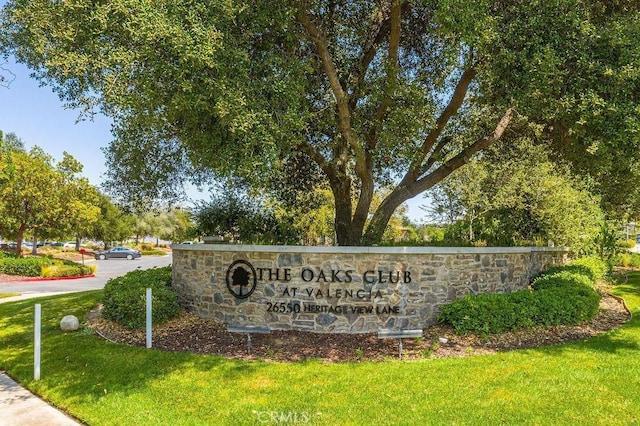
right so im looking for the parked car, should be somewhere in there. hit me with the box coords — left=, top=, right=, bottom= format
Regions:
left=94, top=247, right=142, bottom=260
left=62, top=241, right=77, bottom=251
left=49, top=242, right=64, bottom=247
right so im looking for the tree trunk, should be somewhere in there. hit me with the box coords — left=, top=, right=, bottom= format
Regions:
left=332, top=178, right=359, bottom=246
left=15, top=227, right=25, bottom=258
left=362, top=206, right=396, bottom=246
left=362, top=186, right=414, bottom=245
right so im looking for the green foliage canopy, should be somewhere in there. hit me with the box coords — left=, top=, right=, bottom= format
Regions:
left=427, top=139, right=603, bottom=253
left=86, top=192, right=134, bottom=248
left=195, top=187, right=299, bottom=244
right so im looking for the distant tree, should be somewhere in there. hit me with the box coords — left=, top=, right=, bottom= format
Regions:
left=1, top=131, right=24, bottom=151
left=131, top=214, right=153, bottom=246
left=0, top=147, right=100, bottom=255
left=269, top=186, right=335, bottom=245
left=425, top=139, right=603, bottom=252
left=195, top=188, right=299, bottom=244
left=145, top=208, right=196, bottom=245
left=86, top=193, right=133, bottom=249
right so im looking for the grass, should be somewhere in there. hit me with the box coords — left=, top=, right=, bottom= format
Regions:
left=1, top=276, right=640, bottom=425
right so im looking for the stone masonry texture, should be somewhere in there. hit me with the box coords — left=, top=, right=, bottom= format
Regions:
left=172, top=245, right=567, bottom=333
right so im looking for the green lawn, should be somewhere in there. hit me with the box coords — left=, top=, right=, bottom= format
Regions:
left=1, top=276, right=640, bottom=425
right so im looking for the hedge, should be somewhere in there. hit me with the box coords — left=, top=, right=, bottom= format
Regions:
left=439, top=258, right=602, bottom=335
left=532, top=270, right=593, bottom=291
left=0, top=257, right=53, bottom=276
left=140, top=250, right=167, bottom=256
left=0, top=256, right=93, bottom=277
left=41, top=263, right=96, bottom=278
left=101, top=266, right=180, bottom=329
left=532, top=256, right=607, bottom=282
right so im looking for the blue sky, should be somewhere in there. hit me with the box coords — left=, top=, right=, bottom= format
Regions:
left=1, top=59, right=112, bottom=187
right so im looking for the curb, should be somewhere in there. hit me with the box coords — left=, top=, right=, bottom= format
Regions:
left=608, top=292, right=633, bottom=322
left=11, top=274, right=96, bottom=282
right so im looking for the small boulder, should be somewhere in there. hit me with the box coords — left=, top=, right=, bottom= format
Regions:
left=60, top=315, right=80, bottom=332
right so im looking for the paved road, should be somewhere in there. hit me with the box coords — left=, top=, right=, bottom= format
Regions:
left=0, top=254, right=173, bottom=300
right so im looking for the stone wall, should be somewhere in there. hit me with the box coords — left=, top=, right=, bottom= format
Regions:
left=171, top=245, right=567, bottom=333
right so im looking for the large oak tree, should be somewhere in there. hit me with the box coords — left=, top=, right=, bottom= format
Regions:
left=2, top=1, right=638, bottom=245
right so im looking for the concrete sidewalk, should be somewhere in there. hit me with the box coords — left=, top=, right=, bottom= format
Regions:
left=0, top=371, right=81, bottom=425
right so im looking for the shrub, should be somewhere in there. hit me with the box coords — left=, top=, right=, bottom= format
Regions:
left=534, top=256, right=607, bottom=282
left=439, top=291, right=537, bottom=335
left=614, top=253, right=640, bottom=269
left=101, top=266, right=179, bottom=329
left=140, top=250, right=167, bottom=256
left=439, top=262, right=601, bottom=335
left=41, top=263, right=96, bottom=278
left=532, top=270, right=593, bottom=291
left=532, top=285, right=600, bottom=326
left=616, top=253, right=633, bottom=268
left=568, top=256, right=608, bottom=281
left=0, top=257, right=53, bottom=276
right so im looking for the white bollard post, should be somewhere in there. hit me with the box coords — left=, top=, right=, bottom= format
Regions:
left=146, top=288, right=152, bottom=349
left=34, top=304, right=41, bottom=381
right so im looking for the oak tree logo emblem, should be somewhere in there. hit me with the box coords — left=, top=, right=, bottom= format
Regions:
left=225, top=260, right=257, bottom=299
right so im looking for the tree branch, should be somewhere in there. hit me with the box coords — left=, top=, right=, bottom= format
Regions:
left=351, top=1, right=403, bottom=235
left=348, top=2, right=391, bottom=109
left=297, top=8, right=354, bottom=159
left=417, top=136, right=449, bottom=176
left=362, top=108, right=515, bottom=245
left=297, top=140, right=336, bottom=182
left=372, top=0, right=401, bottom=124
left=412, top=108, right=516, bottom=194
left=403, top=65, right=477, bottom=184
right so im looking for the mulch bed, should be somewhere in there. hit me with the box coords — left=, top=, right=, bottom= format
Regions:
left=87, top=289, right=631, bottom=362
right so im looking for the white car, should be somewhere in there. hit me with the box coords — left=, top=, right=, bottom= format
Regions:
left=62, top=241, right=76, bottom=251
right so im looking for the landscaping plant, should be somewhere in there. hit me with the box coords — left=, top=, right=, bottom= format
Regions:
left=101, top=266, right=180, bottom=329
left=439, top=257, right=604, bottom=335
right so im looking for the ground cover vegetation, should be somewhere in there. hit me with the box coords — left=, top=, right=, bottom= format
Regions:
left=2, top=1, right=638, bottom=246
left=0, top=272, right=637, bottom=424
